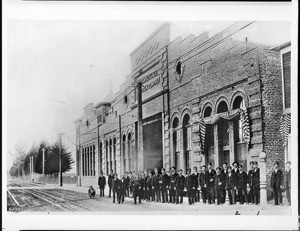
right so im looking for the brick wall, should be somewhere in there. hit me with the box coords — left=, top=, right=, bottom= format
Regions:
left=259, top=49, right=284, bottom=199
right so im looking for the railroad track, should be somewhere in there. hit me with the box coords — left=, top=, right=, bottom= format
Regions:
left=7, top=182, right=94, bottom=212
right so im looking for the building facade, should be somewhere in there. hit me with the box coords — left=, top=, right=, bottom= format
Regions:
left=75, top=23, right=286, bottom=200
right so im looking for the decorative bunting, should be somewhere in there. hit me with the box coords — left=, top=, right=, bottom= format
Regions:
left=279, top=113, right=291, bottom=146
left=199, top=119, right=206, bottom=152
left=200, top=107, right=251, bottom=151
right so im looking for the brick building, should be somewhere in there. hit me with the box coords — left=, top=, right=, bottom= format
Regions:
left=75, top=22, right=285, bottom=200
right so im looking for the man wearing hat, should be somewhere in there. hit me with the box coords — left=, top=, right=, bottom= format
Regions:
left=169, top=166, right=178, bottom=203
left=112, top=174, right=119, bottom=203
left=98, top=171, right=106, bottom=197
left=175, top=169, right=185, bottom=204
left=117, top=175, right=126, bottom=204
left=271, top=161, right=284, bottom=205
left=214, top=167, right=226, bottom=205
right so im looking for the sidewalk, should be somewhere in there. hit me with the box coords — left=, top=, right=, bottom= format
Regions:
left=42, top=183, right=292, bottom=215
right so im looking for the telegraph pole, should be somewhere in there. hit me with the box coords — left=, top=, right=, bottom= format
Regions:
left=58, top=133, right=63, bottom=186
left=137, top=82, right=144, bottom=171
left=42, top=147, right=45, bottom=185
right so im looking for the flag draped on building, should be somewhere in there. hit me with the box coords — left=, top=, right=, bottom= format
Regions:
left=279, top=113, right=291, bottom=146
left=200, top=107, right=251, bottom=152
left=199, top=119, right=206, bottom=152
left=240, top=107, right=250, bottom=147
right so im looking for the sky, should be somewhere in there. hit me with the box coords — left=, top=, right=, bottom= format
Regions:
left=6, top=21, right=291, bottom=172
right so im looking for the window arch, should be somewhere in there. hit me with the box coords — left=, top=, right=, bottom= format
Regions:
left=204, top=106, right=213, bottom=118
left=217, top=100, right=229, bottom=113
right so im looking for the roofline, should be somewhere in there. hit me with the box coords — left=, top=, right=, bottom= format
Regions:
left=271, top=41, right=291, bottom=51
left=129, top=23, right=170, bottom=57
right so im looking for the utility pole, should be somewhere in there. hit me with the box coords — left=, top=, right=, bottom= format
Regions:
left=42, top=147, right=45, bottom=185
left=58, top=133, right=63, bottom=186
left=137, top=82, right=144, bottom=171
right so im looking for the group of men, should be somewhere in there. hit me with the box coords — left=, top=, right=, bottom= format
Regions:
left=95, top=160, right=291, bottom=206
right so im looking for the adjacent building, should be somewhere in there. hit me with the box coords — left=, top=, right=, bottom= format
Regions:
left=75, top=22, right=287, bottom=201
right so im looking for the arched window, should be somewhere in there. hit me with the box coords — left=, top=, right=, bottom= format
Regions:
left=122, top=134, right=126, bottom=174
left=172, top=117, right=180, bottom=170
left=204, top=106, right=213, bottom=118
left=183, top=114, right=191, bottom=173
left=128, top=133, right=132, bottom=172
left=217, top=100, right=229, bottom=166
left=113, top=138, right=117, bottom=174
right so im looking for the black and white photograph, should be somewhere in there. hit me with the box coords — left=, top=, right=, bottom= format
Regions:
left=2, top=1, right=298, bottom=230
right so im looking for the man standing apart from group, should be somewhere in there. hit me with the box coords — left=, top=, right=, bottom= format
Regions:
left=271, top=161, right=284, bottom=205
left=285, top=161, right=291, bottom=206
left=108, top=169, right=114, bottom=198
left=98, top=171, right=106, bottom=197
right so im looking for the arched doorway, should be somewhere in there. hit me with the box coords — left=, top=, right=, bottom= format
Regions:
left=232, top=96, right=247, bottom=167
left=172, top=117, right=180, bottom=170
left=217, top=101, right=230, bottom=167
left=183, top=114, right=192, bottom=174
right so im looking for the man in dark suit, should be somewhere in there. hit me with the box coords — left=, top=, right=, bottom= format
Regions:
left=192, top=166, right=200, bottom=203
left=236, top=164, right=248, bottom=204
left=271, top=161, right=284, bottom=205
left=225, top=166, right=236, bottom=205
left=252, top=161, right=260, bottom=205
left=198, top=165, right=208, bottom=204
left=112, top=174, right=119, bottom=203
left=124, top=171, right=130, bottom=197
left=159, top=168, right=170, bottom=203
left=98, top=171, right=106, bottom=197
left=169, top=166, right=178, bottom=203
left=285, top=161, right=291, bottom=206
left=214, top=167, right=226, bottom=205
left=248, top=161, right=255, bottom=204
left=108, top=169, right=115, bottom=198
left=232, top=161, right=239, bottom=202
left=132, top=173, right=142, bottom=204
left=221, top=162, right=228, bottom=204
left=186, top=168, right=195, bottom=205
left=152, top=167, right=160, bottom=202
left=206, top=163, right=216, bottom=204
left=146, top=171, right=153, bottom=201
left=117, top=175, right=126, bottom=204
left=175, top=169, right=185, bottom=204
